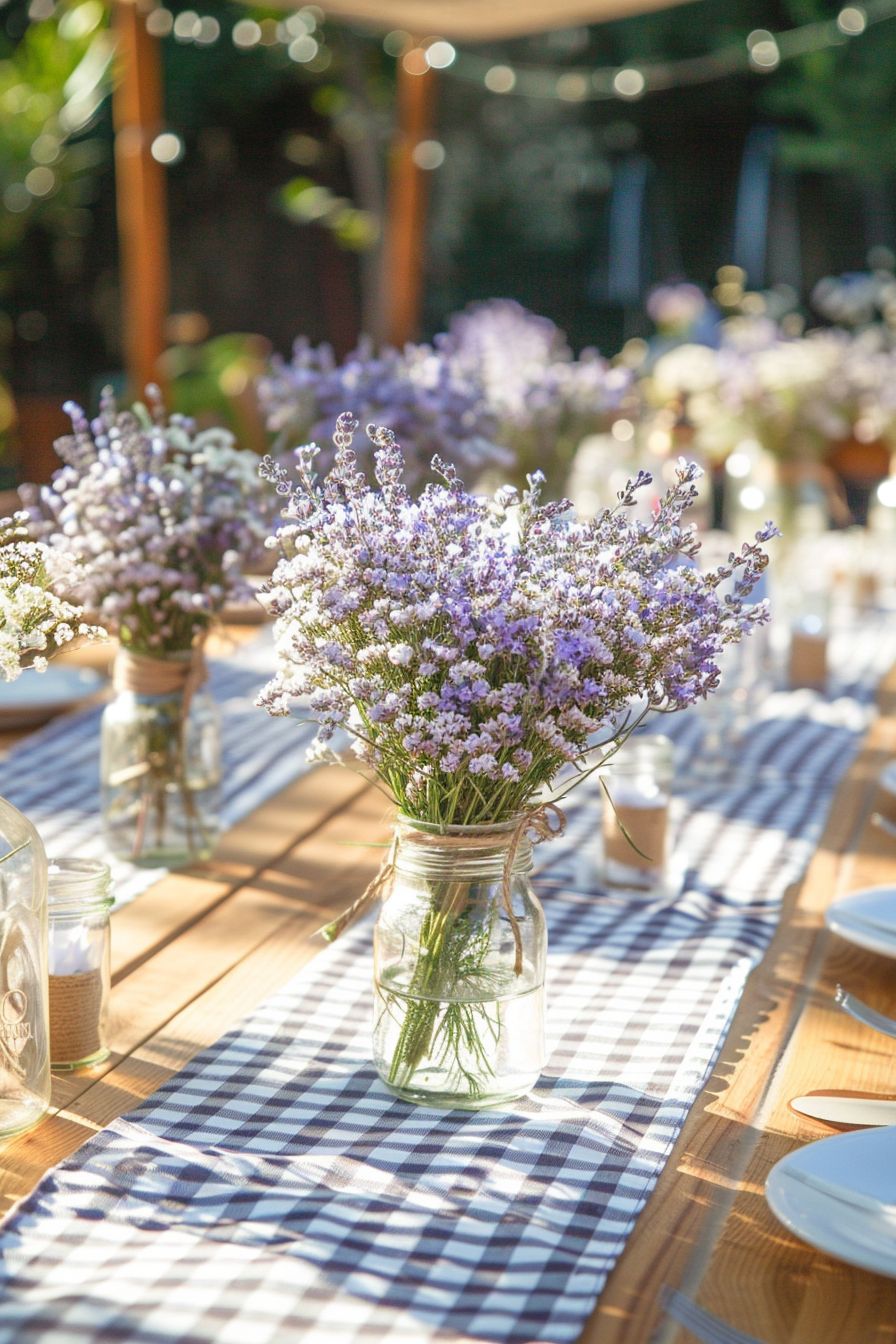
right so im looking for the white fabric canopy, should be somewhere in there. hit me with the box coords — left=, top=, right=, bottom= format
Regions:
left=296, top=0, right=698, bottom=41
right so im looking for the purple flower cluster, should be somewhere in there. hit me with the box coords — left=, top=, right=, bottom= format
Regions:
left=437, top=299, right=633, bottom=493
left=258, top=412, right=775, bottom=826
left=24, top=388, right=277, bottom=654
left=258, top=336, right=511, bottom=490
left=439, top=298, right=629, bottom=423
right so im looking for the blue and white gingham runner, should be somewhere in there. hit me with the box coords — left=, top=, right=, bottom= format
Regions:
left=0, top=631, right=317, bottom=907
left=0, top=615, right=892, bottom=1343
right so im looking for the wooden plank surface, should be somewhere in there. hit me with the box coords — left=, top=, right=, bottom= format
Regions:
left=0, top=760, right=388, bottom=1215
left=0, top=649, right=895, bottom=1342
left=583, top=661, right=896, bottom=1343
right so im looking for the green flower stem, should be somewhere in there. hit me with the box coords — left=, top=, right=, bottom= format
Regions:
left=385, top=878, right=499, bottom=1095
left=126, top=700, right=211, bottom=862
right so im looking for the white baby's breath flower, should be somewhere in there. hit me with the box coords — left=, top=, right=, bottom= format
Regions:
left=0, top=516, right=104, bottom=681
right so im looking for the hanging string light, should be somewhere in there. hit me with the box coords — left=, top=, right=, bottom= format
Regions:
left=410, top=0, right=896, bottom=103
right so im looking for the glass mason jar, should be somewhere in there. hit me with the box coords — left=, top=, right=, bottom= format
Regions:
left=0, top=797, right=50, bottom=1138
left=373, top=817, right=547, bottom=1110
left=48, top=859, right=113, bottom=1070
left=100, top=651, right=222, bottom=867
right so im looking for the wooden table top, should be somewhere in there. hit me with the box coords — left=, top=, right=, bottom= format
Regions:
left=0, top=647, right=894, bottom=1343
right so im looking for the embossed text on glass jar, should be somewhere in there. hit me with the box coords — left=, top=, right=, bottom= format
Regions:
left=373, top=818, right=546, bottom=1110
left=0, top=797, right=49, bottom=1137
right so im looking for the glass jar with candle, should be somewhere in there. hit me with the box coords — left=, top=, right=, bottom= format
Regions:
left=47, top=859, right=113, bottom=1070
left=788, top=595, right=829, bottom=692
left=601, top=735, right=674, bottom=894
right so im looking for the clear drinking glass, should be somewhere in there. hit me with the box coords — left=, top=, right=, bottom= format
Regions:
left=601, top=735, right=674, bottom=893
left=47, top=859, right=113, bottom=1070
left=373, top=817, right=547, bottom=1110
left=100, top=672, right=222, bottom=867
left=0, top=797, right=50, bottom=1138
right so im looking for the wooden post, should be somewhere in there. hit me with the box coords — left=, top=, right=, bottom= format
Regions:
left=380, top=42, right=435, bottom=348
left=112, top=0, right=169, bottom=398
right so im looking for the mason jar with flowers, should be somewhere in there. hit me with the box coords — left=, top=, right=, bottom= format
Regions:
left=257, top=413, right=775, bottom=1110
left=28, top=388, right=276, bottom=867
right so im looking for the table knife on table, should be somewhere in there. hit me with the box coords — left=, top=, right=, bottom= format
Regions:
left=789, top=1090, right=896, bottom=1128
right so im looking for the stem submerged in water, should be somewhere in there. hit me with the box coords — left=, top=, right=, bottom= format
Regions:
left=104, top=691, right=218, bottom=865
left=382, top=878, right=503, bottom=1098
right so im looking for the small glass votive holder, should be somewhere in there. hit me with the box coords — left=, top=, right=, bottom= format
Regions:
left=601, top=735, right=674, bottom=894
left=788, top=611, right=828, bottom=691
left=47, top=859, right=113, bottom=1070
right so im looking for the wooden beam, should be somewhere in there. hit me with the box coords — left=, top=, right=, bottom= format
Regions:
left=111, top=0, right=169, bottom=399
left=380, top=42, right=435, bottom=348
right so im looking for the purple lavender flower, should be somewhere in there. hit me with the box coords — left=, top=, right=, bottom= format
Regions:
left=258, top=336, right=511, bottom=490
left=258, top=414, right=776, bottom=825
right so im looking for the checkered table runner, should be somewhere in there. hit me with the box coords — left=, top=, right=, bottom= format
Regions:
left=0, top=617, right=892, bottom=1343
left=0, top=631, right=317, bottom=907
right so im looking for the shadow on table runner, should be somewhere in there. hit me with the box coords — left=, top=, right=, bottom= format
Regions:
left=0, top=634, right=318, bottom=908
left=0, top=619, right=891, bottom=1344
left=0, top=928, right=752, bottom=1344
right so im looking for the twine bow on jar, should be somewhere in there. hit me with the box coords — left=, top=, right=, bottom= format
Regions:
left=319, top=802, right=566, bottom=974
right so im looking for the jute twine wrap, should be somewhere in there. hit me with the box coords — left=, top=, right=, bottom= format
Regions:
left=49, top=970, right=104, bottom=1065
left=113, top=646, right=208, bottom=716
left=319, top=803, right=566, bottom=975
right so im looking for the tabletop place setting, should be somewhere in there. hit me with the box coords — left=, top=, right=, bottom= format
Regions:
left=7, top=1, right=896, bottom=1339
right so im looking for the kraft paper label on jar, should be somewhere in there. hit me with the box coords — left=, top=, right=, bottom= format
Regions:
left=0, top=989, right=32, bottom=1073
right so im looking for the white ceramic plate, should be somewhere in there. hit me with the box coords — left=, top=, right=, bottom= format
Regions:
left=879, top=760, right=896, bottom=798
left=766, top=1126, right=896, bottom=1278
left=0, top=665, right=103, bottom=729
left=825, top=885, right=896, bottom=960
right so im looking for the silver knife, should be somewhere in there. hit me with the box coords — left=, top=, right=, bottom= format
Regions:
left=790, top=1091, right=896, bottom=1127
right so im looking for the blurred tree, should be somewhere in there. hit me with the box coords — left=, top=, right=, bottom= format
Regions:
left=766, top=0, right=896, bottom=177
left=0, top=1, right=113, bottom=281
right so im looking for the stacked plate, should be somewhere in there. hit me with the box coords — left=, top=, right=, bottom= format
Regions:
left=0, top=666, right=103, bottom=730
left=825, top=883, right=896, bottom=959
left=767, top=1127, right=896, bottom=1278
left=765, top=758, right=896, bottom=1274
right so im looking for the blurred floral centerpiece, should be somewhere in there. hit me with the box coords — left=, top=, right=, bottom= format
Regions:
left=26, top=388, right=276, bottom=866
left=646, top=324, right=896, bottom=527
left=438, top=298, right=633, bottom=497
left=257, top=413, right=775, bottom=1110
left=258, top=335, right=511, bottom=491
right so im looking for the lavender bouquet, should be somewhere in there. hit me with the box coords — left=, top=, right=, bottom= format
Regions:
left=27, top=387, right=277, bottom=865
left=258, top=413, right=774, bottom=1107
left=258, top=335, right=511, bottom=491
left=437, top=299, right=633, bottom=497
